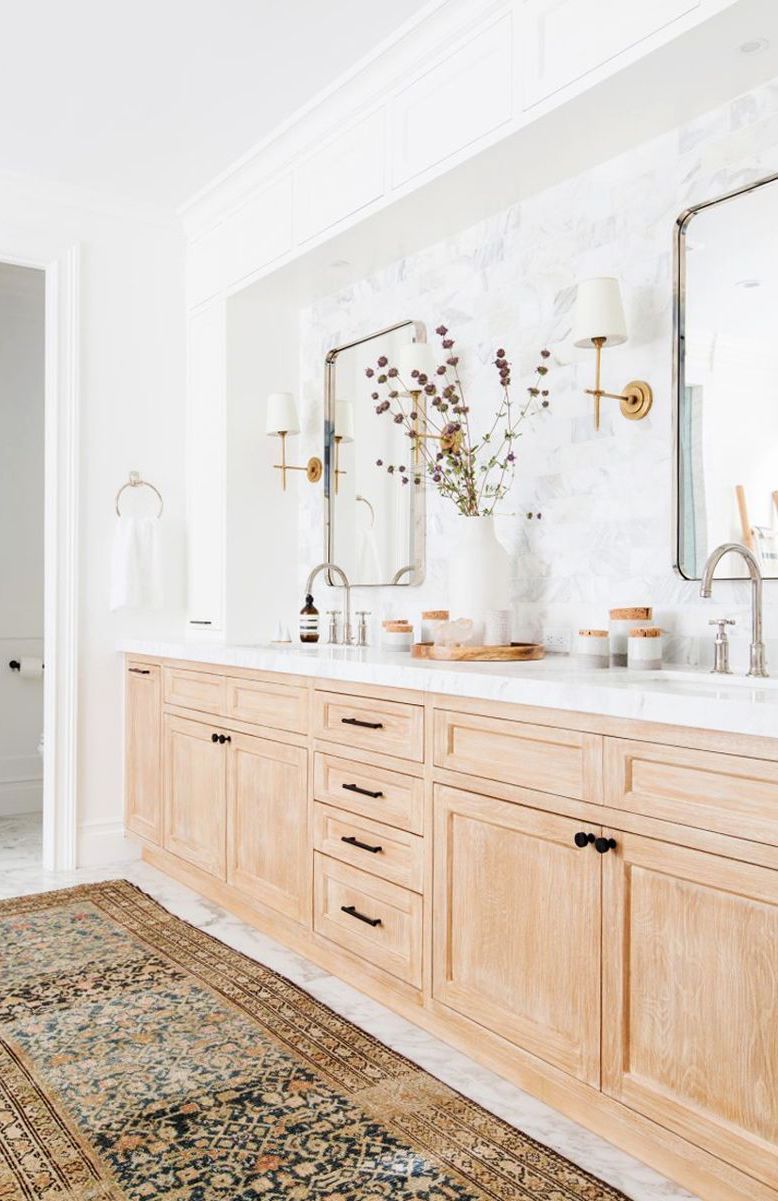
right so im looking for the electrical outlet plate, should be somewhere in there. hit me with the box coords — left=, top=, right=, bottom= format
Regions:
left=543, top=629, right=571, bottom=655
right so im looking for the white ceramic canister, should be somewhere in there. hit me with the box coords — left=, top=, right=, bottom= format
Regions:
left=628, top=626, right=663, bottom=670
left=575, top=629, right=610, bottom=668
left=609, top=606, right=653, bottom=666
left=381, top=620, right=414, bottom=652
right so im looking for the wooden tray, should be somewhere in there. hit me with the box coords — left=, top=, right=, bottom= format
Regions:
left=411, top=642, right=545, bottom=662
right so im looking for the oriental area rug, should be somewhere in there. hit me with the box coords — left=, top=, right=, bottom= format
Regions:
left=0, top=881, right=628, bottom=1200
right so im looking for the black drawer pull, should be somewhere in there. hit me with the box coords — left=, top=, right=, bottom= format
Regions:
left=341, top=717, right=384, bottom=730
left=218, top=734, right=231, bottom=744
left=574, top=831, right=595, bottom=848
left=128, top=667, right=151, bottom=675
left=211, top=733, right=219, bottom=743
left=342, top=783, right=384, bottom=800
left=594, top=836, right=617, bottom=854
left=189, top=620, right=212, bottom=626
left=341, top=904, right=382, bottom=928
left=341, top=835, right=382, bottom=854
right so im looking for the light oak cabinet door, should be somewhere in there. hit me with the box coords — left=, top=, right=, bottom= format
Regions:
left=433, top=785, right=601, bottom=1084
left=163, top=714, right=226, bottom=879
left=227, top=731, right=309, bottom=924
left=125, top=662, right=162, bottom=844
left=603, top=833, right=778, bottom=1190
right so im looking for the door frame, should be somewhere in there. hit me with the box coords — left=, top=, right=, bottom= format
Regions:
left=0, top=240, right=80, bottom=870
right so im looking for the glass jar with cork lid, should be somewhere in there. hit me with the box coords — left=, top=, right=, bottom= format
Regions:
left=609, top=607, right=653, bottom=666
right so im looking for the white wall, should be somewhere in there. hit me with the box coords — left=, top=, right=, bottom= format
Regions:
left=0, top=172, right=187, bottom=863
left=294, top=76, right=778, bottom=673
left=0, top=264, right=44, bottom=816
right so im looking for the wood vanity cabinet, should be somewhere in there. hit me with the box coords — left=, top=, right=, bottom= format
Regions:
left=163, top=714, right=227, bottom=878
left=126, top=658, right=778, bottom=1201
left=124, top=661, right=162, bottom=844
left=226, top=730, right=308, bottom=924
left=432, top=784, right=602, bottom=1085
left=603, top=833, right=778, bottom=1192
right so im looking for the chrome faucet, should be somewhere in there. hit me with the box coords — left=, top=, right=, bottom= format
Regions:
left=700, top=543, right=768, bottom=678
left=305, top=562, right=353, bottom=645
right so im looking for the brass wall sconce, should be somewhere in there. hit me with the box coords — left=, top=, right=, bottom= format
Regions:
left=572, top=277, right=653, bottom=431
left=266, top=392, right=322, bottom=490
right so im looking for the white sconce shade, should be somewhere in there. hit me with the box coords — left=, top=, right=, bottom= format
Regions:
left=394, top=340, right=439, bottom=385
left=334, top=399, right=355, bottom=443
left=572, top=277, right=628, bottom=348
left=265, top=391, right=300, bottom=436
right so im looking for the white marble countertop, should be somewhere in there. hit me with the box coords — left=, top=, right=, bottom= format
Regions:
left=118, top=639, right=778, bottom=740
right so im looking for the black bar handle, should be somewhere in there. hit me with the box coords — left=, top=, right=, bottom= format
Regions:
left=341, top=716, right=384, bottom=730
left=341, top=835, right=382, bottom=855
left=128, top=667, right=151, bottom=675
left=189, top=620, right=213, bottom=626
left=342, top=782, right=384, bottom=800
left=341, top=904, right=382, bottom=928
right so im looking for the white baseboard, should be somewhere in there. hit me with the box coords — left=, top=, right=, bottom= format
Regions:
left=0, top=779, right=43, bottom=817
left=77, top=820, right=141, bottom=867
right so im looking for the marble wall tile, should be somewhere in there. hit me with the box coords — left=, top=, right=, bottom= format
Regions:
left=297, top=80, right=778, bottom=664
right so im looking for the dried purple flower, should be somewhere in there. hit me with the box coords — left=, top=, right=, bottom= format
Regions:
left=436, top=324, right=448, bottom=336
left=365, top=368, right=374, bottom=378
left=541, top=348, right=550, bottom=358
left=409, top=411, right=418, bottom=421
left=436, top=365, right=446, bottom=375
left=376, top=458, right=383, bottom=466
left=377, top=355, right=388, bottom=367
left=506, top=452, right=515, bottom=463
left=371, top=391, right=379, bottom=400
left=442, top=338, right=454, bottom=349
left=447, top=356, right=459, bottom=367
left=393, top=413, right=404, bottom=424
left=496, top=348, right=506, bottom=358
left=388, top=366, right=398, bottom=377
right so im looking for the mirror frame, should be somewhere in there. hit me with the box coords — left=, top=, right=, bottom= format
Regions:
left=673, top=170, right=778, bottom=580
left=324, top=319, right=427, bottom=587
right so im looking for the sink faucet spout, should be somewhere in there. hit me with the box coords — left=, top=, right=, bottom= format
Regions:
left=700, top=542, right=768, bottom=678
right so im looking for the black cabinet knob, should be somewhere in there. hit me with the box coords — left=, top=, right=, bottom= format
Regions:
left=594, top=836, right=617, bottom=854
left=211, top=733, right=219, bottom=743
left=217, top=734, right=232, bottom=744
left=574, top=832, right=594, bottom=848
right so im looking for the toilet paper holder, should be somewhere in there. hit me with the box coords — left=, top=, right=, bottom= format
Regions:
left=8, top=660, right=45, bottom=672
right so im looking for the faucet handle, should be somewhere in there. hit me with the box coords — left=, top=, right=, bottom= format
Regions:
left=355, top=610, right=371, bottom=647
left=709, top=617, right=735, bottom=629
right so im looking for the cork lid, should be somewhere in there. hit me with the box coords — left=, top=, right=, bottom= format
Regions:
left=422, top=609, right=449, bottom=620
left=383, top=620, right=412, bottom=631
left=610, top=606, right=653, bottom=620
left=629, top=626, right=662, bottom=638
left=578, top=629, right=608, bottom=637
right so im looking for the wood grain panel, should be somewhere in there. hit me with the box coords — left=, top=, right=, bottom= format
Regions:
left=226, top=674, right=308, bottom=734
left=605, top=738, right=778, bottom=846
left=603, top=832, right=778, bottom=1188
left=125, top=662, right=162, bottom=844
left=227, top=731, right=308, bottom=924
left=163, top=714, right=226, bottom=879
left=313, top=690, right=424, bottom=762
left=432, top=784, right=601, bottom=1084
left=313, top=750, right=424, bottom=833
left=314, top=853, right=422, bottom=988
left=163, top=666, right=226, bottom=716
left=313, top=803, right=423, bottom=892
left=434, top=708, right=600, bottom=800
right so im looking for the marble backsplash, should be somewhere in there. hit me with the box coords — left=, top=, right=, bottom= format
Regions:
left=296, top=77, right=778, bottom=672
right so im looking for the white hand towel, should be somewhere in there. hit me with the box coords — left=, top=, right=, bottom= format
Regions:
left=110, top=516, right=163, bottom=610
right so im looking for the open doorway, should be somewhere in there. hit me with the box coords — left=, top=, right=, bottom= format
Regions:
left=0, top=262, right=45, bottom=875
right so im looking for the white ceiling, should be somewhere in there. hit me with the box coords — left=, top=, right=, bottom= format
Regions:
left=0, top=0, right=430, bottom=210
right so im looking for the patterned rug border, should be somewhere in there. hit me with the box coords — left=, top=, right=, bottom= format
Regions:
left=1, top=879, right=630, bottom=1201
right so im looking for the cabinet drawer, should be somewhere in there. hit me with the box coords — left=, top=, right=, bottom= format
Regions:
left=434, top=709, right=600, bottom=801
left=226, top=674, right=308, bottom=734
left=605, top=738, right=778, bottom=846
left=314, top=690, right=423, bottom=762
left=314, top=803, right=424, bottom=892
left=313, top=853, right=422, bottom=988
left=313, top=751, right=423, bottom=833
left=163, top=667, right=226, bottom=716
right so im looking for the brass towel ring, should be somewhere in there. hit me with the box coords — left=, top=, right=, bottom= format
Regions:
left=115, top=471, right=164, bottom=517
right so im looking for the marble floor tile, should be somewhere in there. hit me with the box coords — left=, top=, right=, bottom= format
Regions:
left=0, top=814, right=698, bottom=1201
